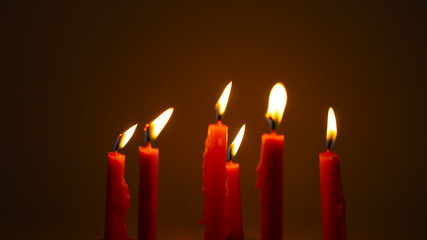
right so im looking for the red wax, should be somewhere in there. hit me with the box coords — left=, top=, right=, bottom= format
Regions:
left=319, top=151, right=346, bottom=240
left=225, top=161, right=244, bottom=240
left=138, top=143, right=159, bottom=240
left=256, top=132, right=284, bottom=240
left=201, top=122, right=227, bottom=240
left=105, top=152, right=130, bottom=240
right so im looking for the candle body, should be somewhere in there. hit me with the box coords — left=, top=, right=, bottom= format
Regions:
left=138, top=145, right=159, bottom=240
left=105, top=152, right=130, bottom=240
left=319, top=151, right=346, bottom=240
left=225, top=162, right=244, bottom=240
left=201, top=122, right=228, bottom=240
left=256, top=132, right=284, bottom=240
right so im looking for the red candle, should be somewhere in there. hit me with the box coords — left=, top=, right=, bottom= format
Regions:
left=105, top=124, right=137, bottom=240
left=138, top=108, right=173, bottom=240
left=256, top=83, right=287, bottom=240
left=319, top=107, right=346, bottom=240
left=201, top=82, right=232, bottom=240
left=225, top=124, right=246, bottom=240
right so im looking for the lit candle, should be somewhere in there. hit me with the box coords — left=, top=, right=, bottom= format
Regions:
left=201, top=82, right=232, bottom=240
left=319, top=107, right=346, bottom=240
left=105, top=124, right=137, bottom=240
left=225, top=124, right=246, bottom=240
left=138, top=108, right=174, bottom=240
left=256, top=83, right=287, bottom=240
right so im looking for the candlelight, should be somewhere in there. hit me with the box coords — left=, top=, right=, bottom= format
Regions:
left=116, top=124, right=138, bottom=150
left=326, top=107, right=337, bottom=149
left=215, top=81, right=232, bottom=119
left=266, top=83, right=287, bottom=129
left=229, top=124, right=246, bottom=160
left=148, top=108, right=174, bottom=141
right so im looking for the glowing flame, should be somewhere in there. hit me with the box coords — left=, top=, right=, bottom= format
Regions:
left=215, top=81, right=232, bottom=119
left=148, top=108, right=174, bottom=141
left=266, top=83, right=287, bottom=128
left=326, top=107, right=337, bottom=148
left=229, top=124, right=246, bottom=159
left=119, top=124, right=138, bottom=149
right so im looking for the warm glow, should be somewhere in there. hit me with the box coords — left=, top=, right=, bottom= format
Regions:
left=230, top=124, right=246, bottom=158
left=215, top=81, right=232, bottom=119
left=266, top=83, right=287, bottom=127
left=119, top=124, right=138, bottom=149
left=149, top=108, right=174, bottom=141
left=326, top=107, right=337, bottom=148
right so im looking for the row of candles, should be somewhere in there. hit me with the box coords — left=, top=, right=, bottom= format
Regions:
left=102, top=82, right=346, bottom=240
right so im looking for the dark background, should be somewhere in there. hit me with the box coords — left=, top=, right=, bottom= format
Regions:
left=1, top=1, right=426, bottom=239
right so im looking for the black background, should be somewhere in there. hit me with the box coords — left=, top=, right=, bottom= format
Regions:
left=1, top=1, right=426, bottom=239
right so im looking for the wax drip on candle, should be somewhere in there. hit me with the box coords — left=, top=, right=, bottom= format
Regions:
left=215, top=81, right=232, bottom=121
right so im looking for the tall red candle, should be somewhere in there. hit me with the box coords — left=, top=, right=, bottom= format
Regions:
left=201, top=82, right=232, bottom=240
left=138, top=108, right=173, bottom=240
left=225, top=124, right=246, bottom=240
left=319, top=107, right=346, bottom=240
left=138, top=143, right=158, bottom=240
left=104, top=124, right=137, bottom=240
left=256, top=83, right=287, bottom=240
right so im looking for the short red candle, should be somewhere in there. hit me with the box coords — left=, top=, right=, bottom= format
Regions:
left=138, top=143, right=159, bottom=240
left=104, top=124, right=137, bottom=240
left=225, top=161, right=244, bottom=240
left=201, top=122, right=228, bottom=240
left=319, top=107, right=346, bottom=240
left=105, top=152, right=130, bottom=240
left=137, top=108, right=173, bottom=240
left=256, top=83, right=287, bottom=240
left=319, top=151, right=346, bottom=240
left=256, top=132, right=284, bottom=240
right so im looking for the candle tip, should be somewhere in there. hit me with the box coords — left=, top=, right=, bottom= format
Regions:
left=215, top=81, right=232, bottom=120
left=228, top=124, right=246, bottom=161
left=266, top=82, right=287, bottom=130
left=325, top=107, right=337, bottom=149
left=113, top=134, right=122, bottom=151
left=144, top=124, right=151, bottom=144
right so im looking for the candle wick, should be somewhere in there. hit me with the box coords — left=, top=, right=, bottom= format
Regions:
left=266, top=115, right=276, bottom=132
left=113, top=134, right=123, bottom=152
left=227, top=147, right=232, bottom=162
left=216, top=105, right=222, bottom=122
left=144, top=124, right=151, bottom=145
left=326, top=138, right=333, bottom=150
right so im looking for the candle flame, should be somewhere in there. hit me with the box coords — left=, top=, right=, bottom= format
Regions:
left=229, top=124, right=246, bottom=160
left=119, top=124, right=138, bottom=149
left=326, top=107, right=337, bottom=149
left=266, top=83, right=287, bottom=129
left=215, top=81, right=232, bottom=120
left=148, top=108, right=174, bottom=141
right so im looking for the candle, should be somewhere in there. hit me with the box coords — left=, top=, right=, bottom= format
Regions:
left=256, top=83, right=287, bottom=240
left=225, top=124, right=246, bottom=240
left=319, top=107, right=347, bottom=240
left=105, top=124, right=137, bottom=240
left=138, top=108, right=173, bottom=240
left=201, top=82, right=232, bottom=240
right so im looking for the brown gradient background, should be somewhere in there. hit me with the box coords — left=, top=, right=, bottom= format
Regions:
left=1, top=1, right=426, bottom=240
